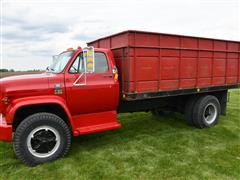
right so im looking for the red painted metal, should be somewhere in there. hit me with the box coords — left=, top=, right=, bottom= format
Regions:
left=88, top=30, right=240, bottom=94
left=64, top=49, right=119, bottom=116
left=0, top=115, right=12, bottom=142
left=6, top=95, right=74, bottom=127
left=63, top=49, right=121, bottom=135
left=72, top=110, right=121, bottom=134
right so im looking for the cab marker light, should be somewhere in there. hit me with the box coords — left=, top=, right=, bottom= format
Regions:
left=112, top=67, right=118, bottom=80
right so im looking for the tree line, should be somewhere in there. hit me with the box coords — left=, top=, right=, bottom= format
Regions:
left=0, top=69, right=42, bottom=72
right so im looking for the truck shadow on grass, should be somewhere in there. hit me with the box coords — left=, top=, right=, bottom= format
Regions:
left=71, top=112, right=193, bottom=152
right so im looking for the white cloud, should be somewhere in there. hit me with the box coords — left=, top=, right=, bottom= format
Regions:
left=1, top=0, right=239, bottom=70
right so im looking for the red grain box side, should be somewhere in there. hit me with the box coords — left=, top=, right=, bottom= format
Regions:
left=88, top=30, right=240, bottom=96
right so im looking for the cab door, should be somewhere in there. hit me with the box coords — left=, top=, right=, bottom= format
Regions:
left=65, top=51, right=119, bottom=116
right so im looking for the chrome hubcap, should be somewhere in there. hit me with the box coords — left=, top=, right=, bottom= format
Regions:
left=203, top=103, right=217, bottom=124
left=27, top=126, right=60, bottom=158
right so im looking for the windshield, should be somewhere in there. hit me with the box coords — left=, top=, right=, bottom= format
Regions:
left=48, top=51, right=74, bottom=73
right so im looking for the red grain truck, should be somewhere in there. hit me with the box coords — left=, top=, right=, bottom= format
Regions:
left=0, top=30, right=239, bottom=166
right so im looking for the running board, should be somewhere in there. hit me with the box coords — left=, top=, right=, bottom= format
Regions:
left=72, top=111, right=121, bottom=135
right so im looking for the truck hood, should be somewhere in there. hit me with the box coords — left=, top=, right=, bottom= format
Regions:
left=0, top=73, right=50, bottom=99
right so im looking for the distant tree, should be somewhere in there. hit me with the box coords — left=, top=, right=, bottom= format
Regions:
left=26, top=69, right=42, bottom=72
left=0, top=69, right=8, bottom=72
left=9, top=69, right=15, bottom=72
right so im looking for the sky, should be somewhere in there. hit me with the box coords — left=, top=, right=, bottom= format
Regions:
left=1, top=0, right=239, bottom=71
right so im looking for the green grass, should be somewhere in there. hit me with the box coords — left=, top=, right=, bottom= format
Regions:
left=0, top=90, right=239, bottom=180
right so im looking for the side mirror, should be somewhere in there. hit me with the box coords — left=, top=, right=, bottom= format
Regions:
left=83, top=46, right=95, bottom=73
left=73, top=46, right=95, bottom=86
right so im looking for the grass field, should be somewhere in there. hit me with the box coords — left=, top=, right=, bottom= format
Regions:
left=0, top=89, right=239, bottom=180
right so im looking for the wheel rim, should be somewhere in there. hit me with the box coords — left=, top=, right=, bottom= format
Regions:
left=27, top=126, right=60, bottom=158
left=203, top=103, right=217, bottom=124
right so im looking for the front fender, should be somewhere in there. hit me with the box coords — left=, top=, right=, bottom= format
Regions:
left=6, top=95, right=75, bottom=130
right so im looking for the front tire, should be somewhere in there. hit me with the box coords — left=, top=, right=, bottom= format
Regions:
left=14, top=113, right=71, bottom=166
left=193, top=95, right=221, bottom=128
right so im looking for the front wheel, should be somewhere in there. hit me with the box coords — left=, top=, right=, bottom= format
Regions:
left=14, top=113, right=72, bottom=166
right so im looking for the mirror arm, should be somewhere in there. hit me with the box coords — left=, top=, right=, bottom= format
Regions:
left=73, top=73, right=86, bottom=86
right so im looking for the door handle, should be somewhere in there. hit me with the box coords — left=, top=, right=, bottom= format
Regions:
left=103, top=75, right=113, bottom=78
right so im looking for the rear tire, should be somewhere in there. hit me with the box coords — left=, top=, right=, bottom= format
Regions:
left=193, top=95, right=220, bottom=128
left=14, top=113, right=71, bottom=166
left=184, top=96, right=199, bottom=126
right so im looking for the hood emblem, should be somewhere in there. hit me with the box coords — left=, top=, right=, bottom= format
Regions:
left=54, top=83, right=63, bottom=94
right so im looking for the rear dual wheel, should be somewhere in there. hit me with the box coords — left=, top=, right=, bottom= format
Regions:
left=184, top=95, right=221, bottom=128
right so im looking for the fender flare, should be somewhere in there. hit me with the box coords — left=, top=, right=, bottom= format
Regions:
left=6, top=95, right=76, bottom=131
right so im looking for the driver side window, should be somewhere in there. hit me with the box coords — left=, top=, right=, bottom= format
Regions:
left=69, top=52, right=109, bottom=74
left=69, top=53, right=85, bottom=73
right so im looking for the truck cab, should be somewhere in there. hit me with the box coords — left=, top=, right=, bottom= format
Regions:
left=0, top=47, right=121, bottom=166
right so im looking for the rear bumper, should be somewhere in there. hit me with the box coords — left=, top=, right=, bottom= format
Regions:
left=0, top=114, right=12, bottom=142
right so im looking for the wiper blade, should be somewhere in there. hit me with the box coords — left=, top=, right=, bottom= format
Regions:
left=46, top=67, right=55, bottom=72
